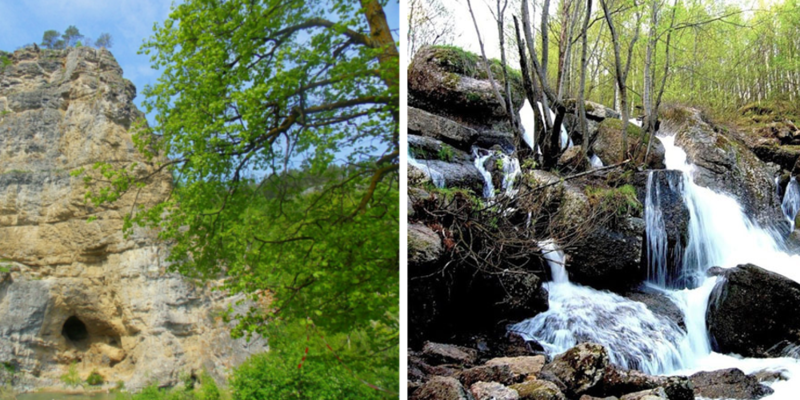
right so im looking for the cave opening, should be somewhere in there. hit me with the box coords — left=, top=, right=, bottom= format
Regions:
left=62, top=316, right=89, bottom=343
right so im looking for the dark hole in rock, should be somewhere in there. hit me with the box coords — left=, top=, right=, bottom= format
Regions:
left=62, top=316, right=89, bottom=343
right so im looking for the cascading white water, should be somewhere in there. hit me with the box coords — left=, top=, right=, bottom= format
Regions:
left=472, top=147, right=521, bottom=198
left=408, top=149, right=445, bottom=188
left=644, top=172, right=670, bottom=287
left=509, top=240, right=690, bottom=374
left=512, top=130, right=800, bottom=395
left=473, top=147, right=495, bottom=198
left=589, top=154, right=604, bottom=168
left=782, top=177, right=800, bottom=231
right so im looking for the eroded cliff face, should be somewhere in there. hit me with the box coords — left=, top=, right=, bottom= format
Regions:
left=0, top=47, right=263, bottom=390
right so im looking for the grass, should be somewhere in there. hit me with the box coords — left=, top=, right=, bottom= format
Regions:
left=586, top=184, right=642, bottom=220
left=437, top=145, right=454, bottom=162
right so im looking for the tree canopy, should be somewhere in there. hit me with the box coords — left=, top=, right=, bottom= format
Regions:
left=40, top=27, right=113, bottom=49
left=79, top=0, right=398, bottom=393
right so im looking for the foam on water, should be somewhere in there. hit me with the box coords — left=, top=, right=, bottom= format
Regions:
left=408, top=149, right=445, bottom=188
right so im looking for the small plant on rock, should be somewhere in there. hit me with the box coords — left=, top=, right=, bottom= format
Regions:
left=60, top=362, right=81, bottom=388
left=86, top=370, right=104, bottom=386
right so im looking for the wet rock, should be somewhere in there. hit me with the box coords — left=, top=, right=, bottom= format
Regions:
left=749, top=369, right=787, bottom=383
left=510, top=379, right=566, bottom=400
left=539, top=343, right=609, bottom=398
left=591, top=366, right=693, bottom=400
left=690, top=368, right=774, bottom=399
left=409, top=134, right=472, bottom=162
left=619, top=387, right=667, bottom=400
left=622, top=290, right=686, bottom=330
left=664, top=105, right=783, bottom=224
left=408, top=158, right=485, bottom=195
left=409, top=107, right=479, bottom=151
left=457, top=364, right=519, bottom=387
left=567, top=217, right=646, bottom=291
left=592, top=118, right=665, bottom=169
left=412, top=376, right=476, bottom=400
left=706, top=264, right=800, bottom=357
left=409, top=223, right=444, bottom=266
left=423, top=342, right=479, bottom=366
left=470, top=381, right=520, bottom=400
left=485, top=356, right=546, bottom=380
left=557, top=146, right=590, bottom=173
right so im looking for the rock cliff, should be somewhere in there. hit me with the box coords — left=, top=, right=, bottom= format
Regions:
left=0, top=47, right=263, bottom=390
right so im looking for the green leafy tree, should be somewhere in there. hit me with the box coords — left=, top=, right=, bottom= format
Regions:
left=41, top=30, right=63, bottom=49
left=95, top=33, right=113, bottom=49
left=78, top=0, right=399, bottom=391
left=62, top=25, right=84, bottom=48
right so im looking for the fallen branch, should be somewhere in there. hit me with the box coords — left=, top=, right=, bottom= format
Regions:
left=532, top=159, right=631, bottom=191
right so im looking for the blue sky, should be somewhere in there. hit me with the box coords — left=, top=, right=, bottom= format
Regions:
left=0, top=0, right=399, bottom=121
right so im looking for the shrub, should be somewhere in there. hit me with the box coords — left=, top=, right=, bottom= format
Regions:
left=86, top=370, right=104, bottom=386
left=60, top=362, right=81, bottom=387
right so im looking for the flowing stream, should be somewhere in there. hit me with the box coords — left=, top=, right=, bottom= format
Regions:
left=510, top=130, right=800, bottom=398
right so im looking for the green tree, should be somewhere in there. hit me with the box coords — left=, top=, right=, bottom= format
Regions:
left=79, top=0, right=399, bottom=390
left=41, top=30, right=63, bottom=49
left=62, top=25, right=84, bottom=47
left=95, top=33, right=113, bottom=49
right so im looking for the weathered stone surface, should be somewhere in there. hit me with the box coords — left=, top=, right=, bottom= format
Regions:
left=412, top=376, right=477, bottom=400
left=409, top=223, right=444, bottom=266
left=619, top=387, right=667, bottom=400
left=621, top=290, right=686, bottom=330
left=485, top=356, right=546, bottom=380
left=707, top=264, right=800, bottom=358
left=567, top=217, right=646, bottom=291
left=408, top=46, right=523, bottom=127
left=690, top=368, right=774, bottom=399
left=540, top=343, right=609, bottom=398
left=0, top=47, right=264, bottom=390
left=470, top=381, right=520, bottom=400
left=510, top=379, right=566, bottom=400
left=408, top=158, right=485, bottom=195
left=457, top=364, right=519, bottom=387
left=409, top=134, right=472, bottom=162
left=664, top=106, right=784, bottom=224
left=557, top=146, right=589, bottom=173
left=409, top=107, right=479, bottom=151
left=592, top=118, right=665, bottom=169
left=590, top=366, right=693, bottom=400
left=423, top=342, right=479, bottom=366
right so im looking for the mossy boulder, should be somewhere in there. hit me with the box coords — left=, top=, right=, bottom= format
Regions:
left=409, top=45, right=525, bottom=127
left=510, top=379, right=566, bottom=400
left=592, top=118, right=665, bottom=169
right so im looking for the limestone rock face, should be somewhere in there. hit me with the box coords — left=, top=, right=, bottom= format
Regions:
left=0, top=47, right=264, bottom=390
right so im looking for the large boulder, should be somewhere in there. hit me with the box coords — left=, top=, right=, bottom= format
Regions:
left=412, top=376, right=477, bottom=400
left=408, top=46, right=523, bottom=149
left=422, top=342, right=479, bottom=366
left=457, top=364, right=520, bottom=387
left=409, top=134, right=472, bottom=163
left=567, top=217, right=646, bottom=291
left=409, top=223, right=444, bottom=266
left=689, top=368, right=774, bottom=399
left=485, top=356, right=547, bottom=380
left=408, top=158, right=485, bottom=195
left=470, top=382, right=520, bottom=400
left=408, top=108, right=480, bottom=151
left=663, top=106, right=784, bottom=224
left=592, top=118, right=665, bottom=169
left=539, top=343, right=610, bottom=398
left=706, top=264, right=800, bottom=357
left=510, top=379, right=566, bottom=400
left=590, top=366, right=693, bottom=400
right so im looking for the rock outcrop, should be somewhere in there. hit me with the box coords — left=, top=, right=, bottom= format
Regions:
left=0, top=47, right=263, bottom=390
left=706, top=263, right=800, bottom=358
left=690, top=368, right=774, bottom=399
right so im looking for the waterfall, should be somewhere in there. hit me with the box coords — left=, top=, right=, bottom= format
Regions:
left=473, top=147, right=495, bottom=198
left=589, top=154, right=604, bottom=168
left=645, top=172, right=670, bottom=287
left=501, top=156, right=521, bottom=197
left=520, top=99, right=535, bottom=150
left=782, top=177, right=800, bottom=231
left=509, top=240, right=690, bottom=374
left=535, top=101, right=573, bottom=150
left=408, top=150, right=445, bottom=188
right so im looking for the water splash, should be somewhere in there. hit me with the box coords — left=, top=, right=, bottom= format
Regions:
left=408, top=149, right=445, bottom=188
left=520, top=99, right=536, bottom=150
left=782, top=177, right=800, bottom=231
left=473, top=147, right=495, bottom=198
left=472, top=148, right=521, bottom=198
left=589, top=154, right=604, bottom=168
left=509, top=240, right=689, bottom=374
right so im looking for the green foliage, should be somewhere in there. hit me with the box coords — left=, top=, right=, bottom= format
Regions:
left=75, top=0, right=399, bottom=390
left=62, top=26, right=84, bottom=47
left=41, top=30, right=63, bottom=49
left=0, top=383, right=15, bottom=400
left=495, top=157, right=504, bottom=171
left=522, top=158, right=538, bottom=170
left=195, top=372, right=220, bottom=400
left=86, top=370, right=104, bottom=386
left=60, top=362, right=81, bottom=388
left=230, top=321, right=396, bottom=399
left=0, top=363, right=13, bottom=375
left=426, top=45, right=523, bottom=97
left=437, top=144, right=454, bottom=162
left=586, top=184, right=642, bottom=220
left=95, top=33, right=113, bottom=49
